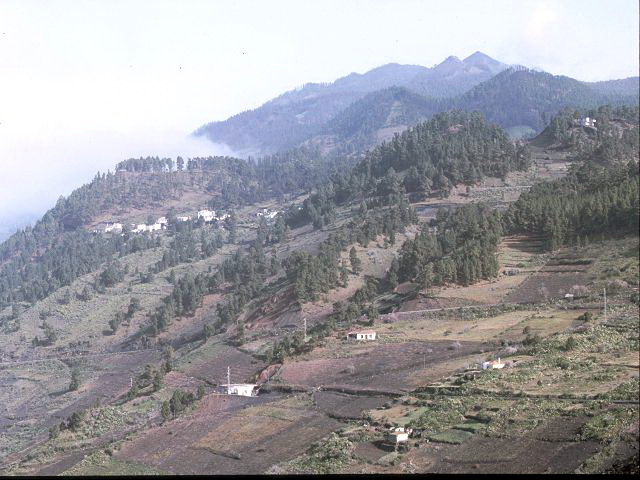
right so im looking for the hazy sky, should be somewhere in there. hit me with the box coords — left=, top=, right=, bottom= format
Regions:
left=0, top=0, right=638, bottom=224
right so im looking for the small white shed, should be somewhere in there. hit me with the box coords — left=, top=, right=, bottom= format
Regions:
left=385, top=427, right=412, bottom=445
left=481, top=358, right=505, bottom=370
left=346, top=330, right=377, bottom=341
left=226, top=384, right=258, bottom=397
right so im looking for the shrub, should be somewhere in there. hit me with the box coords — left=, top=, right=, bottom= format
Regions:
left=48, top=425, right=60, bottom=439
left=69, top=368, right=81, bottom=391
left=564, top=336, right=577, bottom=351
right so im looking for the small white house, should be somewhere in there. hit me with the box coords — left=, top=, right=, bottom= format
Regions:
left=582, top=117, right=597, bottom=128
left=564, top=293, right=574, bottom=301
left=346, top=330, right=377, bottom=341
left=481, top=358, right=505, bottom=370
left=198, top=209, right=215, bottom=222
left=256, top=208, right=279, bottom=219
left=104, top=222, right=123, bottom=234
left=176, top=215, right=192, bottom=222
left=385, top=427, right=412, bottom=445
left=156, top=216, right=168, bottom=227
left=226, top=383, right=258, bottom=397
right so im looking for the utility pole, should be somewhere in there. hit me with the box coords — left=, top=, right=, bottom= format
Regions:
left=603, top=287, right=607, bottom=323
left=227, top=366, right=231, bottom=395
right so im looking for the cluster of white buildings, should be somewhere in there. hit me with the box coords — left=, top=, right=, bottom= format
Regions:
left=575, top=117, right=597, bottom=128
left=102, top=222, right=123, bottom=234
left=197, top=209, right=230, bottom=223
left=96, top=208, right=232, bottom=235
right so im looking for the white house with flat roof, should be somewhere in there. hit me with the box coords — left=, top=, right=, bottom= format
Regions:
left=225, top=383, right=258, bottom=396
left=103, top=222, right=123, bottom=234
left=385, top=427, right=412, bottom=445
left=481, top=358, right=505, bottom=370
left=346, top=330, right=377, bottom=341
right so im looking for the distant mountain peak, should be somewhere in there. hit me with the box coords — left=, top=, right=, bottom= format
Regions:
left=441, top=55, right=462, bottom=64
left=464, top=51, right=492, bottom=63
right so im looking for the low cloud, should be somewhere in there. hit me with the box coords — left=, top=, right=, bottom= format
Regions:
left=0, top=129, right=234, bottom=230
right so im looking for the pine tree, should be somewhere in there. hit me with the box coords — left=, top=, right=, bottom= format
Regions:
left=68, top=368, right=81, bottom=392
left=349, top=247, right=362, bottom=274
left=161, top=401, right=170, bottom=421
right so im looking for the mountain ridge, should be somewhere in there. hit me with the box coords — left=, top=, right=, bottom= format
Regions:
left=193, top=52, right=510, bottom=154
left=193, top=53, right=638, bottom=156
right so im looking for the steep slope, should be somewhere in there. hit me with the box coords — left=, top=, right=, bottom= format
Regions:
left=193, top=53, right=508, bottom=155
left=309, top=86, right=440, bottom=153
left=1, top=107, right=638, bottom=476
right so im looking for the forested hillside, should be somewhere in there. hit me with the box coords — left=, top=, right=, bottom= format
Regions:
left=193, top=52, right=508, bottom=154
left=0, top=151, right=344, bottom=309
left=1, top=91, right=639, bottom=476
left=194, top=55, right=639, bottom=156
left=451, top=68, right=638, bottom=136
left=396, top=203, right=502, bottom=287
left=286, top=69, right=639, bottom=156
left=315, top=86, right=440, bottom=153
left=504, top=159, right=639, bottom=251
left=540, top=105, right=639, bottom=163
left=290, top=110, right=530, bottom=229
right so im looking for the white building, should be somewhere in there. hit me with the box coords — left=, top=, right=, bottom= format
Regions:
left=104, top=222, right=123, bottom=234
left=225, top=384, right=258, bottom=396
left=346, top=330, right=377, bottom=341
left=156, top=216, right=168, bottom=227
left=564, top=293, right=574, bottom=301
left=385, top=427, right=412, bottom=445
left=582, top=117, right=597, bottom=128
left=481, top=358, right=505, bottom=370
left=198, top=209, right=215, bottom=222
left=132, top=223, right=162, bottom=233
left=256, top=208, right=279, bottom=219
left=176, top=215, right=192, bottom=222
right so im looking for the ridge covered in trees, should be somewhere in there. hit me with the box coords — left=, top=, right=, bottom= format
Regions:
left=292, top=110, right=530, bottom=229
left=541, top=105, right=639, bottom=164
left=504, top=159, right=639, bottom=251
left=396, top=203, right=502, bottom=288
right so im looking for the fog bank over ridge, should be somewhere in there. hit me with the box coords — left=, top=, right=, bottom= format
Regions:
left=0, top=129, right=235, bottom=239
